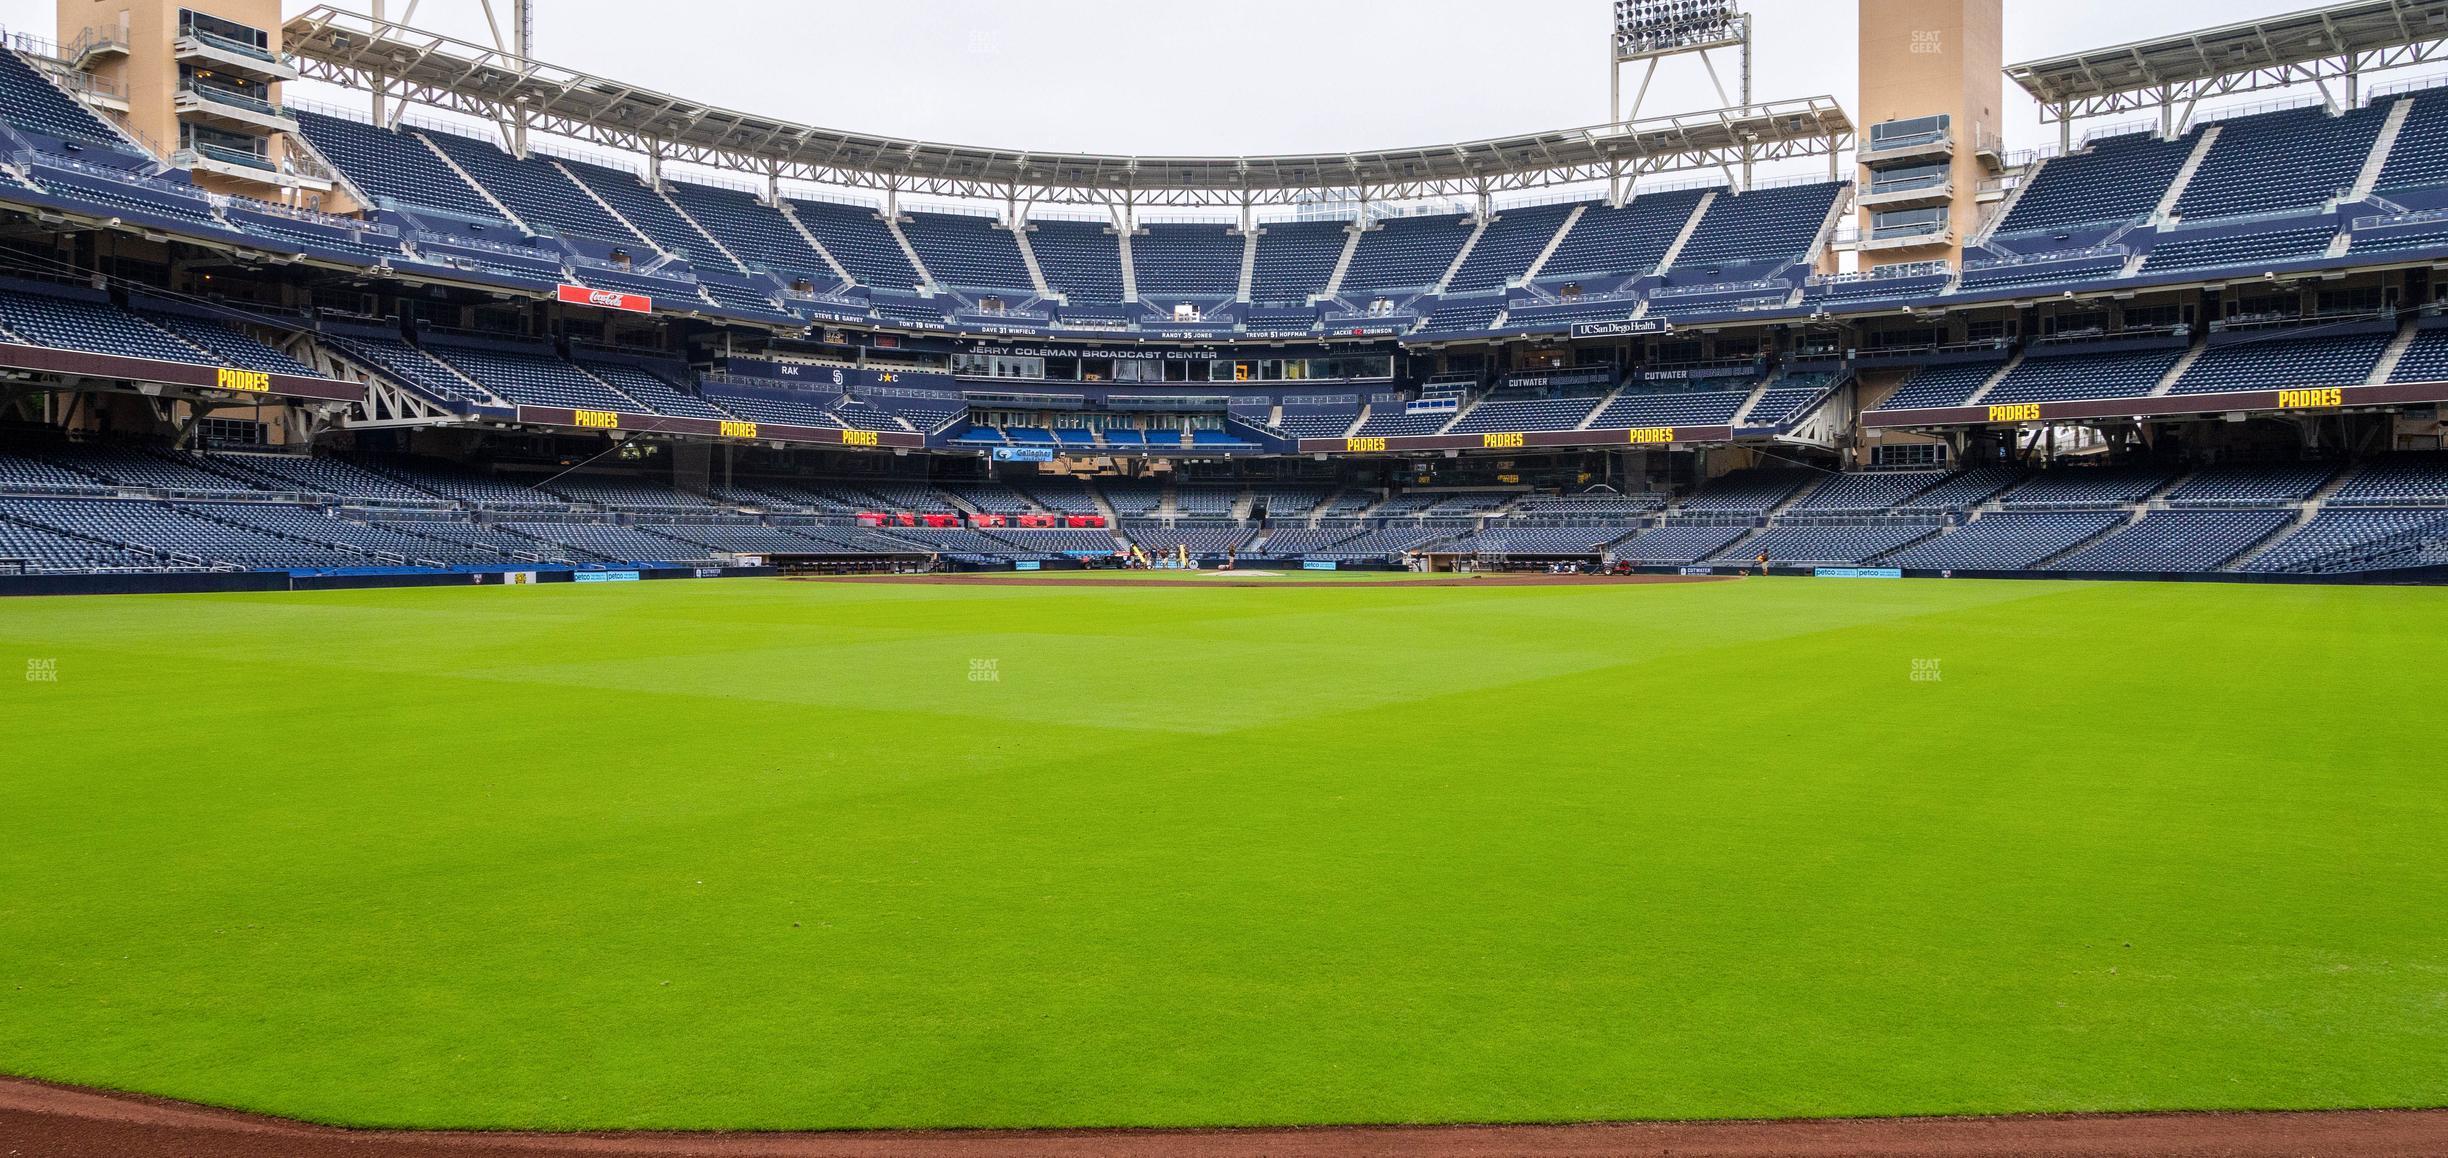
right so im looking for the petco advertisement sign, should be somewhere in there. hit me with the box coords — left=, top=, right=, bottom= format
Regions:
left=556, top=284, right=652, bottom=314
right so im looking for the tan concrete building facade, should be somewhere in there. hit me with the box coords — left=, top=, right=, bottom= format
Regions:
left=1855, top=0, right=2005, bottom=269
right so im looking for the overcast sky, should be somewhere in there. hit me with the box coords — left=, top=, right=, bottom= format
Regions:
left=5, top=0, right=2424, bottom=196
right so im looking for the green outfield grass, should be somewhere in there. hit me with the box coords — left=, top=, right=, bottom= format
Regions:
left=1, top=577, right=2443, bottom=1131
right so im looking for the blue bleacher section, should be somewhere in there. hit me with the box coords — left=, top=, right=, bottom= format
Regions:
left=0, top=49, right=128, bottom=149
left=1028, top=219, right=1125, bottom=303
left=1993, top=131, right=2197, bottom=237
left=1789, top=470, right=1949, bottom=512
left=2164, top=463, right=2336, bottom=506
left=662, top=182, right=835, bottom=287
left=2386, top=327, right=2448, bottom=383
left=2375, top=92, right=2448, bottom=197
left=1995, top=465, right=2177, bottom=508
left=323, top=333, right=497, bottom=407
left=0, top=288, right=210, bottom=364
left=1447, top=204, right=1574, bottom=293
left=1980, top=347, right=2182, bottom=404
left=421, top=127, right=639, bottom=245
left=1586, top=387, right=1749, bottom=428
left=2246, top=508, right=2448, bottom=571
left=1669, top=182, right=1844, bottom=271
left=1607, top=523, right=1749, bottom=564
left=1416, top=295, right=1506, bottom=336
left=2049, top=510, right=2292, bottom=571
left=1711, top=523, right=1937, bottom=565
left=4, top=427, right=2439, bottom=579
left=1251, top=220, right=1348, bottom=306
left=1884, top=511, right=2127, bottom=569
left=2328, top=453, right=2448, bottom=505
left=792, top=199, right=922, bottom=290
left=293, top=109, right=501, bottom=222
left=2176, top=105, right=2387, bottom=221
left=2143, top=226, right=2337, bottom=272
left=558, top=156, right=733, bottom=266
left=1678, top=468, right=1815, bottom=514
left=1342, top=214, right=1473, bottom=294
left=138, top=310, right=314, bottom=376
left=423, top=344, right=636, bottom=412
left=1132, top=223, right=1241, bottom=299
left=1447, top=395, right=1601, bottom=434
left=1541, top=188, right=1710, bottom=282
left=901, top=211, right=1034, bottom=293
left=2169, top=330, right=2387, bottom=395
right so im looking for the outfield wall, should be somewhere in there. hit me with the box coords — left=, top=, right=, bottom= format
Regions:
left=0, top=566, right=780, bottom=598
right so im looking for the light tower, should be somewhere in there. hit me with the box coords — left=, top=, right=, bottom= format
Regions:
left=1608, top=0, right=1755, bottom=193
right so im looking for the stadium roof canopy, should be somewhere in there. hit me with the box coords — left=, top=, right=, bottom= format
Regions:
left=281, top=5, right=1853, bottom=207
left=2006, top=0, right=2448, bottom=124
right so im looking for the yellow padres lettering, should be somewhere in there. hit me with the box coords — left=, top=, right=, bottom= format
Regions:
left=1988, top=403, right=2042, bottom=423
left=215, top=367, right=272, bottom=393
left=719, top=420, right=759, bottom=439
left=572, top=409, right=619, bottom=429
left=1480, top=431, right=1526, bottom=449
left=841, top=428, right=881, bottom=447
left=1345, top=436, right=1389, bottom=453
left=2277, top=387, right=2344, bottom=410
left=1626, top=427, right=1675, bottom=445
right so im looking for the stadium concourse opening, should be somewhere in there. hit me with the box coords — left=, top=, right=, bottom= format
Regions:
left=3, top=0, right=2447, bottom=1152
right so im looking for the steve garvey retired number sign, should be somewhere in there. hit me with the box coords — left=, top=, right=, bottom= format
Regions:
left=556, top=284, right=652, bottom=314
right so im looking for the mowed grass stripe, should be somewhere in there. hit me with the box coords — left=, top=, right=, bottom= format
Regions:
left=0, top=578, right=2440, bottom=1129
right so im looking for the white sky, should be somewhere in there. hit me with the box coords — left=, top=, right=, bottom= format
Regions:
left=5, top=0, right=2432, bottom=198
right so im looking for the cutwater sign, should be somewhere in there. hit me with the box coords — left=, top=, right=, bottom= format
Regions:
left=575, top=570, right=643, bottom=583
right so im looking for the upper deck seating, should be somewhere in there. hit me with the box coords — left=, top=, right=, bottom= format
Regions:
left=294, top=110, right=501, bottom=222
left=661, top=182, right=835, bottom=287
left=1028, top=218, right=1125, bottom=303
left=1446, top=204, right=1575, bottom=293
left=1250, top=220, right=1348, bottom=306
left=421, top=128, right=640, bottom=245
left=1133, top=223, right=1241, bottom=299
left=1343, top=213, right=1473, bottom=294
left=2175, top=104, right=2388, bottom=220
left=1991, top=131, right=2198, bottom=237
left=791, top=198, right=924, bottom=290
left=901, top=211, right=1034, bottom=293
left=1669, top=182, right=1844, bottom=271
left=0, top=48, right=130, bottom=149
left=1540, top=188, right=1710, bottom=282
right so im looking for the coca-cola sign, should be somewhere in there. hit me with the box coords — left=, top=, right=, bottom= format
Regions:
left=556, top=284, right=652, bottom=313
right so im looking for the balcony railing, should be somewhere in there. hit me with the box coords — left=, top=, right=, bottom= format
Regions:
left=1867, top=172, right=1951, bottom=197
left=179, top=79, right=290, bottom=120
left=178, top=142, right=273, bottom=171
left=181, top=26, right=277, bottom=64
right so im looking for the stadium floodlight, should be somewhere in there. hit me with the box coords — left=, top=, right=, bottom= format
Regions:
left=1613, top=0, right=1748, bottom=63
left=1607, top=0, right=1755, bottom=195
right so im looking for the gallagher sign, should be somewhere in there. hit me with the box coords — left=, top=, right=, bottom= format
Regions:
left=556, top=284, right=653, bottom=314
